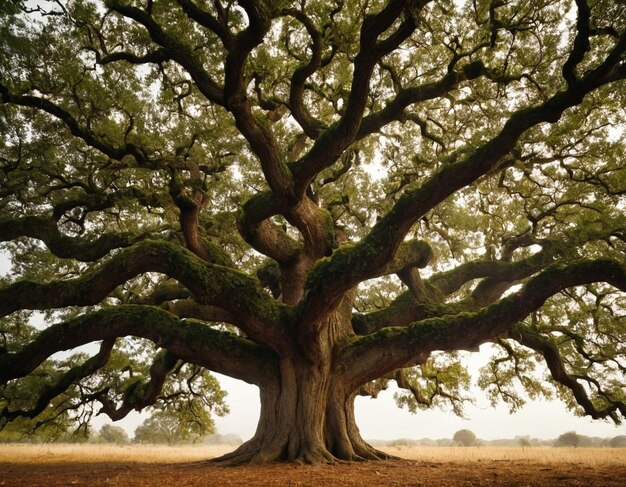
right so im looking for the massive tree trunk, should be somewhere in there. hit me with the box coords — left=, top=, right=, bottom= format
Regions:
left=212, top=289, right=388, bottom=465
left=213, top=359, right=390, bottom=465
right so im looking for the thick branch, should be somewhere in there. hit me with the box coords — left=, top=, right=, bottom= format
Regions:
left=0, top=83, right=139, bottom=161
left=168, top=168, right=234, bottom=265
left=97, top=349, right=179, bottom=421
left=237, top=192, right=303, bottom=264
left=291, top=0, right=423, bottom=191
left=162, top=299, right=236, bottom=324
left=382, top=239, right=434, bottom=276
left=0, top=216, right=142, bottom=261
left=0, top=305, right=277, bottom=386
left=283, top=8, right=327, bottom=139
left=0, top=240, right=289, bottom=348
left=355, top=62, right=486, bottom=140
left=304, top=40, right=626, bottom=327
left=175, top=0, right=233, bottom=49
left=106, top=0, right=224, bottom=105
left=562, top=0, right=591, bottom=87
left=352, top=292, right=446, bottom=335
left=222, top=2, right=297, bottom=204
left=353, top=230, right=615, bottom=334
left=341, top=258, right=626, bottom=389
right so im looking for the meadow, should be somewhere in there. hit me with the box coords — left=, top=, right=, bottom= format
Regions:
left=1, top=443, right=625, bottom=486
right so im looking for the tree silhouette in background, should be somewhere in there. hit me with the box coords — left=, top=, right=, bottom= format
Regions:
left=556, top=431, right=580, bottom=447
left=98, top=424, right=130, bottom=444
left=453, top=429, right=477, bottom=447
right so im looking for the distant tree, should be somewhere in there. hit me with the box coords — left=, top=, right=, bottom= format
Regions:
left=134, top=409, right=214, bottom=445
left=203, top=433, right=243, bottom=445
left=99, top=424, right=129, bottom=445
left=556, top=431, right=580, bottom=447
left=453, top=429, right=477, bottom=447
left=134, top=413, right=179, bottom=445
left=132, top=372, right=227, bottom=445
left=610, top=435, right=626, bottom=448
left=518, top=436, right=531, bottom=448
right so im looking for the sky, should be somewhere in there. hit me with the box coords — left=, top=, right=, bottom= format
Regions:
left=1, top=253, right=624, bottom=442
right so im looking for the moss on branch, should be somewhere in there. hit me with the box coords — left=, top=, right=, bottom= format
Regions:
left=0, top=305, right=278, bottom=386
left=0, top=239, right=289, bottom=345
left=0, top=216, right=142, bottom=262
left=341, top=258, right=626, bottom=388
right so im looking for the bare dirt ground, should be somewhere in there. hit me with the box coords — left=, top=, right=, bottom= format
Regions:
left=1, top=444, right=625, bottom=486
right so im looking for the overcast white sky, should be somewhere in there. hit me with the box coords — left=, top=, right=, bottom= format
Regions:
left=1, top=254, right=624, bottom=441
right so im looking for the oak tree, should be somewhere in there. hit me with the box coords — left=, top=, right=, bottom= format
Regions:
left=1, top=0, right=626, bottom=464
left=452, top=429, right=477, bottom=447
left=98, top=424, right=130, bottom=444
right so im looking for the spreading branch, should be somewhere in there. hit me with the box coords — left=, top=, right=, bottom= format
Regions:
left=0, top=305, right=277, bottom=386
left=302, top=40, right=626, bottom=327
left=0, top=240, right=289, bottom=348
left=512, top=324, right=626, bottom=421
left=342, top=258, right=626, bottom=389
left=0, top=339, right=115, bottom=424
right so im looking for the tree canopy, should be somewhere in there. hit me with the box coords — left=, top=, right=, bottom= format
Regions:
left=98, top=423, right=130, bottom=444
left=453, top=429, right=477, bottom=447
left=1, top=0, right=626, bottom=464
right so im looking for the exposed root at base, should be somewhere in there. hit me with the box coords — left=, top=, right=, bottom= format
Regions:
left=208, top=443, right=399, bottom=466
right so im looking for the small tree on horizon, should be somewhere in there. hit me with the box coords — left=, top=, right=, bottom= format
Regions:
left=609, top=435, right=626, bottom=448
left=133, top=409, right=215, bottom=445
left=556, top=431, right=580, bottom=447
left=98, top=424, right=130, bottom=445
left=453, top=429, right=477, bottom=447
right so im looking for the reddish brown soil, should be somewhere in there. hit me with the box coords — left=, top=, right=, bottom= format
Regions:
left=1, top=459, right=624, bottom=486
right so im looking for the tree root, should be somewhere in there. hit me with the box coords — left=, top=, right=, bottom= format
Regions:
left=208, top=438, right=399, bottom=465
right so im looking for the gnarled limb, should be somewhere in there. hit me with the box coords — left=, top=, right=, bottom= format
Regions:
left=0, top=215, right=142, bottom=261
left=353, top=240, right=559, bottom=334
left=282, top=7, right=327, bottom=139
left=237, top=192, right=303, bottom=264
left=0, top=83, right=143, bottom=162
left=0, top=240, right=289, bottom=348
left=161, top=300, right=236, bottom=325
left=511, top=323, right=626, bottom=421
left=341, top=258, right=626, bottom=391
left=291, top=0, right=424, bottom=192
left=175, top=0, right=233, bottom=49
left=106, top=1, right=224, bottom=105
left=303, top=46, right=626, bottom=328
left=562, top=0, right=591, bottom=87
left=97, top=349, right=179, bottom=421
left=0, top=305, right=277, bottom=386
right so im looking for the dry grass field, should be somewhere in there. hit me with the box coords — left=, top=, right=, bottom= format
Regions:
left=1, top=443, right=625, bottom=486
